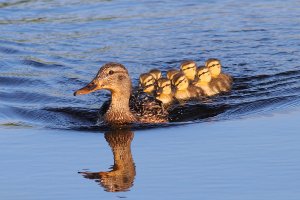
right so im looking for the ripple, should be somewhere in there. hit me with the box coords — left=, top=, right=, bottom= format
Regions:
left=22, top=57, right=64, bottom=69
left=0, top=0, right=300, bottom=131
left=0, top=76, right=46, bottom=87
left=0, top=45, right=20, bottom=54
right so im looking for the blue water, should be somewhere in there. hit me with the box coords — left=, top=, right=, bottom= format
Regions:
left=1, top=0, right=300, bottom=199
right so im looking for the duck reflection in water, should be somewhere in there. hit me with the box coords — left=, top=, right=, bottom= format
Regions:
left=79, top=129, right=136, bottom=192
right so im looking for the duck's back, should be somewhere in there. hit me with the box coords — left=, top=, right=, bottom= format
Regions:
left=193, top=83, right=216, bottom=96
left=130, top=90, right=168, bottom=123
left=188, top=85, right=205, bottom=98
left=209, top=73, right=232, bottom=93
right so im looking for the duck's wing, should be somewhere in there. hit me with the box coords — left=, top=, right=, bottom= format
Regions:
left=129, top=90, right=168, bottom=123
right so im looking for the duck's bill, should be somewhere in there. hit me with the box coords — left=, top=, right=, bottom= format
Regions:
left=73, top=80, right=99, bottom=96
left=156, top=88, right=163, bottom=95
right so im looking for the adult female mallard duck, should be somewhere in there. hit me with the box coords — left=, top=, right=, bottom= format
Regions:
left=205, top=58, right=233, bottom=93
left=74, top=62, right=168, bottom=124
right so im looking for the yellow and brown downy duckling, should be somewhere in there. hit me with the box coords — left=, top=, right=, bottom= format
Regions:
left=172, top=72, right=203, bottom=101
left=139, top=73, right=156, bottom=94
left=149, top=68, right=162, bottom=81
left=74, top=62, right=168, bottom=124
left=166, top=69, right=180, bottom=83
left=205, top=58, right=233, bottom=93
left=156, top=78, right=173, bottom=105
left=193, top=66, right=216, bottom=96
left=180, top=60, right=197, bottom=81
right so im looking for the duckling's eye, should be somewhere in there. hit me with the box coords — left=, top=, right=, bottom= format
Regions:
left=108, top=70, right=114, bottom=75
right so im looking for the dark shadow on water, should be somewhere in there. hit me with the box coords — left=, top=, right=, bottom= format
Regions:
left=79, top=129, right=136, bottom=192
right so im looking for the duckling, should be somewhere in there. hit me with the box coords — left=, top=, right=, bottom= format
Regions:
left=156, top=78, right=173, bottom=105
left=205, top=58, right=233, bottom=93
left=74, top=62, right=168, bottom=124
left=193, top=66, right=216, bottom=96
left=139, top=73, right=156, bottom=94
left=180, top=60, right=197, bottom=81
left=172, top=72, right=203, bottom=101
left=166, top=69, right=180, bottom=83
left=149, top=69, right=162, bottom=80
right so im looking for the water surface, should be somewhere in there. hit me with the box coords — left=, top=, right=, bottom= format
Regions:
left=0, top=0, right=300, bottom=199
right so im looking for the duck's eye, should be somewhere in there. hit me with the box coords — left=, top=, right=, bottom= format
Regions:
left=108, top=70, right=114, bottom=75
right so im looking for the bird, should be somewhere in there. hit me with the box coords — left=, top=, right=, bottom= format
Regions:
left=166, top=69, right=180, bottom=83
left=180, top=60, right=197, bottom=81
left=172, top=72, right=203, bottom=101
left=149, top=69, right=162, bottom=80
left=139, top=73, right=156, bottom=94
left=205, top=58, right=233, bottom=93
left=192, top=66, right=216, bottom=96
left=74, top=62, right=168, bottom=124
left=156, top=78, right=174, bottom=105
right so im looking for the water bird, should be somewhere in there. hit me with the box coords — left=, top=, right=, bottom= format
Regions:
left=156, top=78, right=174, bottom=105
left=74, top=62, right=168, bottom=124
left=139, top=73, right=156, bottom=94
left=205, top=58, right=233, bottom=93
left=149, top=69, right=162, bottom=80
left=180, top=60, right=197, bottom=81
left=193, top=66, right=216, bottom=96
left=172, top=72, right=203, bottom=101
left=166, top=69, right=180, bottom=83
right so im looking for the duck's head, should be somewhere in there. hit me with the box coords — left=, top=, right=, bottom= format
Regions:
left=196, top=66, right=212, bottom=83
left=166, top=69, right=180, bottom=82
left=74, top=62, right=131, bottom=96
left=205, top=58, right=221, bottom=78
left=173, top=73, right=189, bottom=90
left=156, top=78, right=172, bottom=95
left=180, top=60, right=197, bottom=81
left=139, top=73, right=156, bottom=93
left=149, top=69, right=162, bottom=80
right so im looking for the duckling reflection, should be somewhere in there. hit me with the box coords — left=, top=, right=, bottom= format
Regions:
left=79, top=129, right=136, bottom=192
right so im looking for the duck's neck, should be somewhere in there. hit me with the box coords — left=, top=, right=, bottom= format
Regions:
left=105, top=90, right=136, bottom=124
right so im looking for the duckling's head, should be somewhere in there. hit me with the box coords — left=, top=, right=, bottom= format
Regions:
left=74, top=62, right=131, bottom=96
left=205, top=58, right=221, bottom=78
left=166, top=69, right=180, bottom=81
left=149, top=69, right=162, bottom=80
left=157, top=78, right=172, bottom=95
left=196, top=66, right=212, bottom=83
left=173, top=73, right=189, bottom=90
left=180, top=60, right=197, bottom=81
left=139, top=73, right=156, bottom=93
